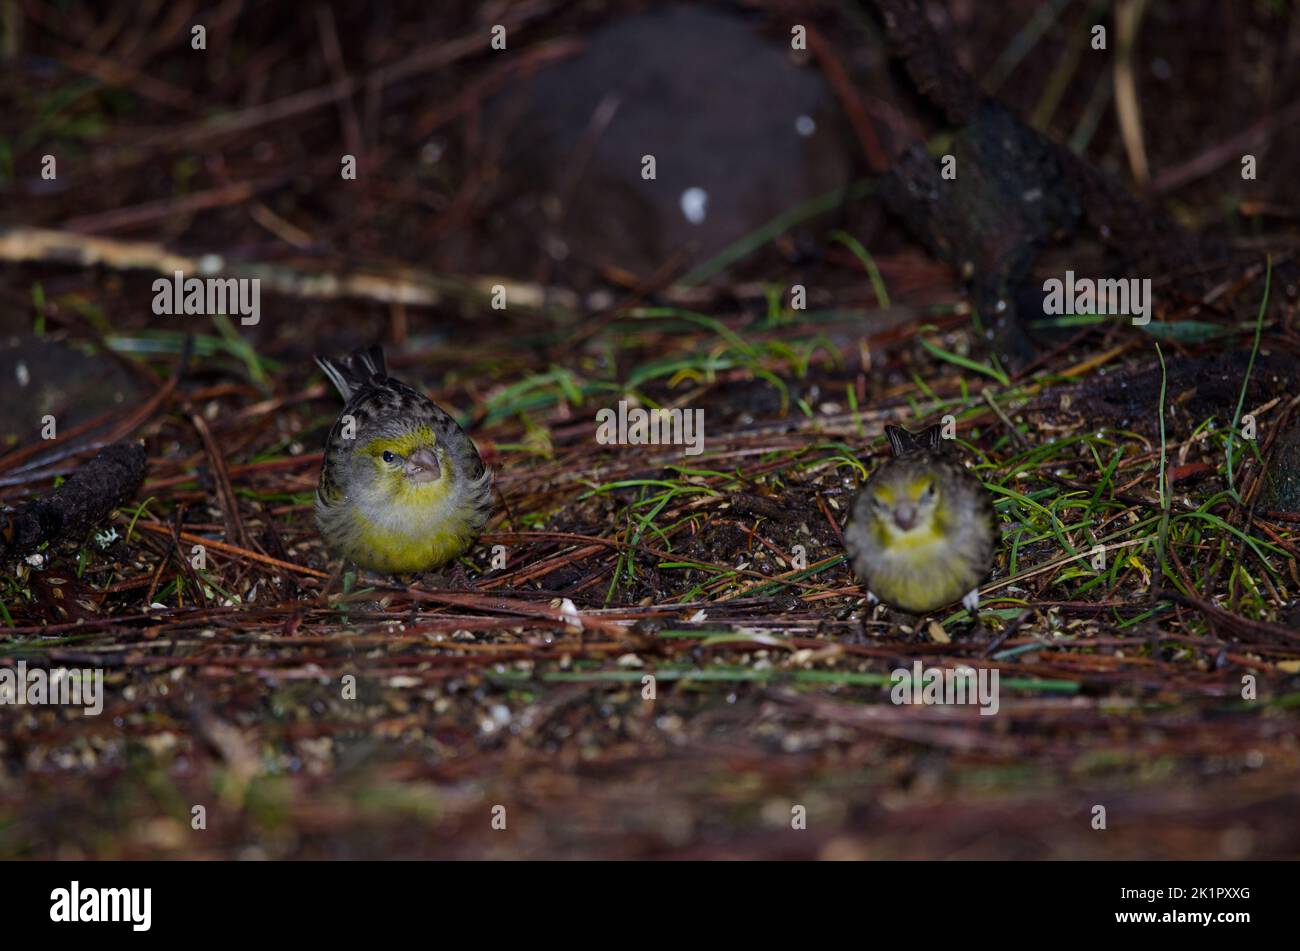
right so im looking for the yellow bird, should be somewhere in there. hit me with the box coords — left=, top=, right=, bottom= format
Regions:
left=314, top=346, right=493, bottom=575
left=843, top=424, right=995, bottom=614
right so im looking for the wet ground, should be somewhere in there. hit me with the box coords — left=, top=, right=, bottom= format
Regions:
left=1, top=1, right=1300, bottom=859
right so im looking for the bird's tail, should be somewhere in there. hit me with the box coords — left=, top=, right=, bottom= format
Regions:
left=315, top=345, right=388, bottom=401
left=884, top=423, right=944, bottom=457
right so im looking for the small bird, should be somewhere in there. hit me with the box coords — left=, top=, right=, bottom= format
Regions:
left=843, top=424, right=995, bottom=615
left=314, top=345, right=493, bottom=575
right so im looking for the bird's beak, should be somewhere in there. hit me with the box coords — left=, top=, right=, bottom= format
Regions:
left=892, top=501, right=918, bottom=531
left=404, top=447, right=441, bottom=483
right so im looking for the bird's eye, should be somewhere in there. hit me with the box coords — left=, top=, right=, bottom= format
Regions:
left=921, top=482, right=936, bottom=499
left=381, top=450, right=397, bottom=464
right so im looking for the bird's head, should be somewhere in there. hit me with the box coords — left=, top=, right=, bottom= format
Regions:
left=352, top=422, right=450, bottom=504
left=867, top=463, right=945, bottom=544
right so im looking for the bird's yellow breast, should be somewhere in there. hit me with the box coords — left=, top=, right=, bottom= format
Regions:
left=352, top=517, right=474, bottom=573
left=321, top=475, right=478, bottom=574
left=851, top=509, right=984, bottom=613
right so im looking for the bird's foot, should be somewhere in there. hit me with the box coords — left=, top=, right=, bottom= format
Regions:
left=961, top=587, right=989, bottom=635
left=416, top=563, right=475, bottom=591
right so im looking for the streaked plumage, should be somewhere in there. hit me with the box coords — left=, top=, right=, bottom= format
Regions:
left=315, top=346, right=493, bottom=574
left=843, top=424, right=995, bottom=614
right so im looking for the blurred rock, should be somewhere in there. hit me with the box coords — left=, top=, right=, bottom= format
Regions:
left=0, top=337, right=145, bottom=449
left=1258, top=419, right=1300, bottom=514
left=481, top=5, right=857, bottom=282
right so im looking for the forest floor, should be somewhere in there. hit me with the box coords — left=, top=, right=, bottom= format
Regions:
left=2, top=1, right=1300, bottom=859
